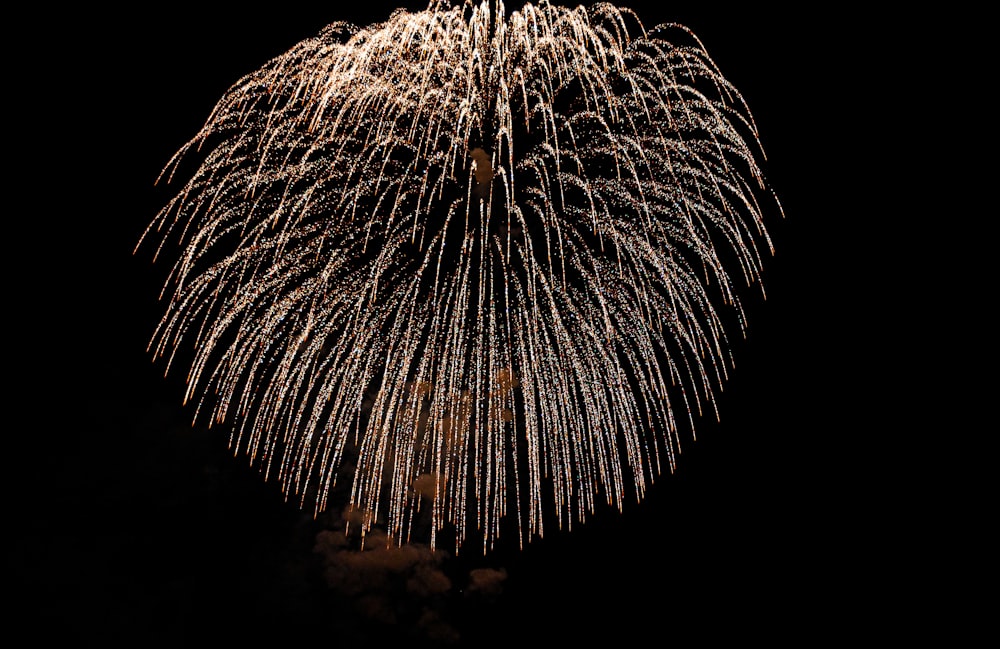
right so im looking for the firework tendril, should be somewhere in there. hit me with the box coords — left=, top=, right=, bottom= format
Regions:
left=138, top=0, right=782, bottom=553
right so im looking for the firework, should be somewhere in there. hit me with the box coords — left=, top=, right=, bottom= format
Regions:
left=138, top=0, right=782, bottom=553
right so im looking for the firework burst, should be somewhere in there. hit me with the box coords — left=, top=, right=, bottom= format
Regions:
left=138, top=0, right=782, bottom=553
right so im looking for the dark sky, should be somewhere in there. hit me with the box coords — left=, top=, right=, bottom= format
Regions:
left=14, top=1, right=916, bottom=645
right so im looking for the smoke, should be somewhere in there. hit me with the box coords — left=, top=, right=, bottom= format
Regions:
left=466, top=566, right=508, bottom=598
left=311, top=506, right=509, bottom=644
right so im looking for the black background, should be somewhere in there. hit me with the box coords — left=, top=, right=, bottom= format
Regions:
left=14, top=1, right=948, bottom=645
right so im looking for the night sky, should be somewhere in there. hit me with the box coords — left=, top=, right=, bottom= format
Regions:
left=15, top=1, right=925, bottom=645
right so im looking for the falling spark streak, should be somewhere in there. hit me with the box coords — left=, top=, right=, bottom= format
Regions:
left=137, top=0, right=782, bottom=553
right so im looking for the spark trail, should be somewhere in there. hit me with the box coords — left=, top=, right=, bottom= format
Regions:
left=138, top=0, right=782, bottom=553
